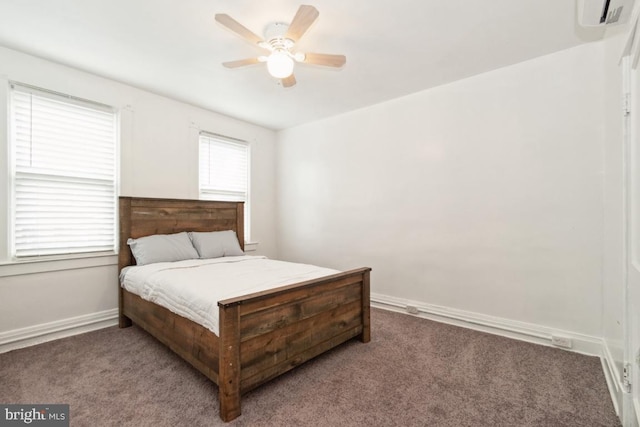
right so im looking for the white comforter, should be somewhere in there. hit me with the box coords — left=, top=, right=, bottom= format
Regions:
left=120, top=255, right=340, bottom=335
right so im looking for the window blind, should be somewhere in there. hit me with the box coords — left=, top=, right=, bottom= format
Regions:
left=199, top=133, right=249, bottom=238
left=10, top=84, right=117, bottom=257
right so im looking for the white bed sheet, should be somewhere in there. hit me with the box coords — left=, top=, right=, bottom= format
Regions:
left=120, top=255, right=340, bottom=335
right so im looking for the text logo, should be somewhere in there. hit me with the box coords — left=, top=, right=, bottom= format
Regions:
left=0, top=405, right=68, bottom=427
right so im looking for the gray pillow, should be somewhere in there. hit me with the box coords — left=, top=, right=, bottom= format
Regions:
left=189, top=230, right=244, bottom=259
left=127, top=232, right=199, bottom=266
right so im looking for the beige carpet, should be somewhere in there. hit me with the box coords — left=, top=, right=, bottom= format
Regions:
left=0, top=309, right=619, bottom=426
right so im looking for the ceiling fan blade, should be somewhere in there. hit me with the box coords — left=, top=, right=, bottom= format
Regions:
left=282, top=74, right=297, bottom=88
left=223, top=58, right=261, bottom=68
left=285, top=5, right=319, bottom=43
left=303, top=53, right=346, bottom=67
left=215, top=14, right=263, bottom=45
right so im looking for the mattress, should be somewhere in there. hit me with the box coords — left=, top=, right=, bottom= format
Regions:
left=119, top=255, right=340, bottom=335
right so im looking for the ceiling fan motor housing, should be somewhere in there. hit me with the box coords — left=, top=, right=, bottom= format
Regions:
left=264, top=22, right=289, bottom=42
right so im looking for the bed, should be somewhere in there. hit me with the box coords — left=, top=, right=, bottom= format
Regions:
left=118, top=196, right=371, bottom=422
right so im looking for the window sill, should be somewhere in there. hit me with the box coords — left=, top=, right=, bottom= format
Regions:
left=0, top=241, right=259, bottom=277
left=244, top=241, right=259, bottom=252
left=0, top=253, right=118, bottom=278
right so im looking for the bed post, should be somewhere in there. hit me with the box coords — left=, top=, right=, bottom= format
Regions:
left=118, top=197, right=133, bottom=328
left=236, top=202, right=245, bottom=251
left=360, top=269, right=371, bottom=343
left=218, top=303, right=241, bottom=421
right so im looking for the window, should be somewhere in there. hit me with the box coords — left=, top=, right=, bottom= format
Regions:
left=199, top=132, right=250, bottom=240
left=9, top=83, right=117, bottom=258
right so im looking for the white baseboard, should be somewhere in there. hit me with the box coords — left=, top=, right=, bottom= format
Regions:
left=0, top=308, right=118, bottom=354
left=371, top=292, right=603, bottom=356
left=601, top=342, right=623, bottom=416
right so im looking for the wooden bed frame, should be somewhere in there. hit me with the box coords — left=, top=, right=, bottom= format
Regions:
left=118, top=197, right=371, bottom=422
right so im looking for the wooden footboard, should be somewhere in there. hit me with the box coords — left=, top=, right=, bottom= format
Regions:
left=121, top=267, right=370, bottom=422
left=217, top=267, right=371, bottom=421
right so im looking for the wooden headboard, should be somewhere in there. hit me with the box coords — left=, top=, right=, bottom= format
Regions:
left=118, top=197, right=244, bottom=272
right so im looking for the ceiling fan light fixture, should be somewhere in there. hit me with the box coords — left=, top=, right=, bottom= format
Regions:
left=216, top=6, right=346, bottom=87
left=267, top=50, right=294, bottom=78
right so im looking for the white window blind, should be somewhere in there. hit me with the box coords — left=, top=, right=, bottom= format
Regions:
left=10, top=83, right=117, bottom=257
left=199, top=133, right=249, bottom=239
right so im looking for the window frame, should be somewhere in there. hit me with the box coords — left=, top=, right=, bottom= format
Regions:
left=7, top=81, right=119, bottom=261
left=198, top=131, right=251, bottom=241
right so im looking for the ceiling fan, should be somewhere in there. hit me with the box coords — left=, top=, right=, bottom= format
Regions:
left=215, top=5, right=346, bottom=88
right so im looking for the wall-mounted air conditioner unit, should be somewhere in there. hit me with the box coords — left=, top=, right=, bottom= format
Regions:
left=578, top=0, right=636, bottom=27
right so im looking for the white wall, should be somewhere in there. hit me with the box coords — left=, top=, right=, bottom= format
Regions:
left=0, top=46, right=277, bottom=344
left=277, top=43, right=605, bottom=337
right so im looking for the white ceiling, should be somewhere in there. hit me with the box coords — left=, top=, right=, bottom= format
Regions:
left=0, top=0, right=604, bottom=130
